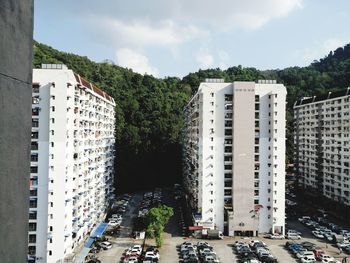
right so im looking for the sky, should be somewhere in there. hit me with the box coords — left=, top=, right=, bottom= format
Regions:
left=34, top=0, right=350, bottom=78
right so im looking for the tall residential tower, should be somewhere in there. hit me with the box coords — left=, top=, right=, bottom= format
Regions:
left=183, top=79, right=286, bottom=236
left=294, top=89, right=350, bottom=206
left=28, top=65, right=115, bottom=263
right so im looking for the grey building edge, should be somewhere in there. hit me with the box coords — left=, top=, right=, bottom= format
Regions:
left=0, top=1, right=34, bottom=263
left=294, top=88, right=350, bottom=107
left=294, top=87, right=350, bottom=207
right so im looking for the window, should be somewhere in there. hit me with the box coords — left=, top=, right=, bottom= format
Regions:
left=52, top=106, right=55, bottom=112
left=28, top=246, right=36, bottom=255
left=224, top=165, right=232, bottom=170
left=29, top=234, right=36, bottom=243
left=225, top=146, right=232, bottom=153
left=49, top=251, right=52, bottom=256
left=29, top=223, right=37, bottom=231
left=211, top=93, right=214, bottom=97
left=31, top=154, right=38, bottom=162
left=225, top=129, right=232, bottom=136
left=225, top=173, right=232, bottom=179
left=32, top=119, right=39, bottom=128
left=29, top=211, right=37, bottom=220
left=32, top=96, right=40, bottom=104
left=32, top=107, right=40, bottom=116
left=31, top=142, right=38, bottom=151
left=30, top=166, right=38, bottom=173
left=31, top=132, right=38, bottom=139
left=224, top=189, right=232, bottom=196
left=32, top=85, right=40, bottom=93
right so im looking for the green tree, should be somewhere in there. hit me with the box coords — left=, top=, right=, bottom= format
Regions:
left=145, top=205, right=174, bottom=247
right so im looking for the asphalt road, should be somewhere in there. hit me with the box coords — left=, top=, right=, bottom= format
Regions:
left=97, top=194, right=143, bottom=263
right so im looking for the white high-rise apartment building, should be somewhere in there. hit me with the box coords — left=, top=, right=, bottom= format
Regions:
left=294, top=89, right=350, bottom=206
left=28, top=64, right=116, bottom=263
left=183, top=79, right=286, bottom=236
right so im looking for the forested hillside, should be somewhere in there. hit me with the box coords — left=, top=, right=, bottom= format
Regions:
left=33, top=41, right=350, bottom=192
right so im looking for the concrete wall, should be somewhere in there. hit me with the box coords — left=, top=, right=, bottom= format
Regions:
left=231, top=82, right=257, bottom=233
left=0, top=0, right=34, bottom=262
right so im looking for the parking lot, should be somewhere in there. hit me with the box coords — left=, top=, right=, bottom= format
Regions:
left=96, top=194, right=143, bottom=263
left=83, top=186, right=350, bottom=263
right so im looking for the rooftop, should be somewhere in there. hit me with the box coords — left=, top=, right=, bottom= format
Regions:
left=294, top=87, right=350, bottom=107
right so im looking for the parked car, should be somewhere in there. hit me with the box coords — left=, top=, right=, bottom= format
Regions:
left=287, top=233, right=301, bottom=240
left=123, top=256, right=139, bottom=263
left=108, top=220, right=120, bottom=227
left=301, top=256, right=316, bottom=263
left=297, top=251, right=315, bottom=259
left=312, top=230, right=324, bottom=239
left=99, top=241, right=112, bottom=250
left=267, top=234, right=285, bottom=240
left=145, top=251, right=159, bottom=260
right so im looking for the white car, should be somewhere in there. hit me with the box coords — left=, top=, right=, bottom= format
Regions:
left=234, top=241, right=246, bottom=247
left=145, top=251, right=160, bottom=259
left=287, top=229, right=302, bottom=235
left=126, top=248, right=142, bottom=256
left=318, top=254, right=334, bottom=262
left=99, top=241, right=112, bottom=250
left=322, top=258, right=337, bottom=263
left=312, top=231, right=324, bottom=239
left=108, top=220, right=120, bottom=227
left=301, top=256, right=316, bottom=263
left=268, top=234, right=285, bottom=240
left=203, top=255, right=220, bottom=263
left=123, top=256, right=139, bottom=263
left=337, top=242, right=350, bottom=248
left=297, top=251, right=315, bottom=259
left=287, top=233, right=302, bottom=240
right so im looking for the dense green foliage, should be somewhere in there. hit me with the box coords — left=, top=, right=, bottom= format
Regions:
left=33, top=41, right=350, bottom=189
left=145, top=205, right=174, bottom=247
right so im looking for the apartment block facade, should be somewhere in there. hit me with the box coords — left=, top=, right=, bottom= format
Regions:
left=28, top=65, right=116, bottom=263
left=294, top=89, right=350, bottom=206
left=183, top=79, right=286, bottom=236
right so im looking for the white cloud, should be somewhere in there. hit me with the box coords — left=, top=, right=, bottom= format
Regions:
left=83, top=0, right=304, bottom=32
left=196, top=48, right=214, bottom=69
left=116, top=48, right=159, bottom=76
left=92, top=18, right=209, bottom=48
